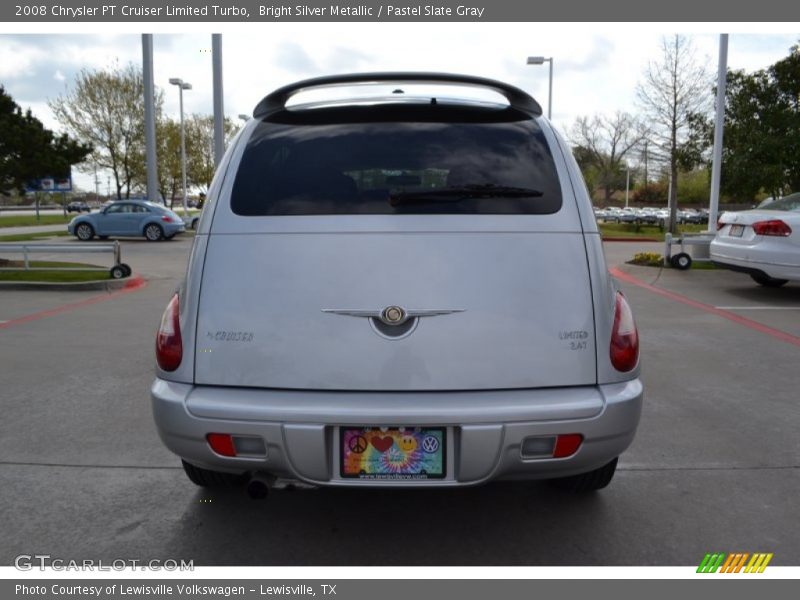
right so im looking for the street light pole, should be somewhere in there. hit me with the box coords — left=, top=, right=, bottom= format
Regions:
left=169, top=78, right=192, bottom=217
left=526, top=56, right=554, bottom=119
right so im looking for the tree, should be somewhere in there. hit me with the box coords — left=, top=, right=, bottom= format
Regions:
left=569, top=112, right=647, bottom=204
left=156, top=117, right=183, bottom=207
left=714, top=44, right=800, bottom=201
left=49, top=62, right=163, bottom=200
left=637, top=35, right=711, bottom=232
left=185, top=114, right=237, bottom=193
left=1, top=86, right=90, bottom=194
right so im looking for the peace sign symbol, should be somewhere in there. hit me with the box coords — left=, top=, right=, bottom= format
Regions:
left=349, top=435, right=368, bottom=454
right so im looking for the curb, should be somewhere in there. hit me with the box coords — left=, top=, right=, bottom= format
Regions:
left=601, top=237, right=660, bottom=242
left=0, top=274, right=145, bottom=292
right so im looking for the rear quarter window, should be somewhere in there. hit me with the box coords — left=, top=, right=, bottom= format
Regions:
left=230, top=107, right=562, bottom=216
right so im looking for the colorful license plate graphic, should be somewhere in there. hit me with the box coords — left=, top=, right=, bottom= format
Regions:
left=340, top=427, right=446, bottom=480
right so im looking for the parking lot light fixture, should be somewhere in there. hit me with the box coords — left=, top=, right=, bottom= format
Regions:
left=526, top=56, right=553, bottom=119
left=238, top=114, right=249, bottom=122
left=169, top=78, right=192, bottom=217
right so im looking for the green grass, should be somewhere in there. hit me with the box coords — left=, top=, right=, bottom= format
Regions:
left=0, top=231, right=71, bottom=242
left=0, top=260, right=111, bottom=282
left=599, top=222, right=708, bottom=240
left=0, top=214, right=74, bottom=228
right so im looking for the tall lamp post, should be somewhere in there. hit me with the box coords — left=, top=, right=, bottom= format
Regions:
left=526, top=56, right=553, bottom=119
left=169, top=77, right=192, bottom=216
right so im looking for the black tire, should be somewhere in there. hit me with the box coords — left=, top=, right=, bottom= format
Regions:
left=144, top=223, right=164, bottom=241
left=190, top=217, right=200, bottom=230
left=119, top=263, right=132, bottom=277
left=109, top=266, right=125, bottom=279
left=670, top=252, right=692, bottom=270
left=750, top=273, right=789, bottom=287
left=75, top=223, right=95, bottom=241
left=181, top=460, right=247, bottom=488
left=550, top=458, right=618, bottom=493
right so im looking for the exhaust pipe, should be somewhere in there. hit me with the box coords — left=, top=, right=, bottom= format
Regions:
left=246, top=473, right=274, bottom=500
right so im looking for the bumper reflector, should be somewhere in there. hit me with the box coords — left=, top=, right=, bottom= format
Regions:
left=207, top=433, right=267, bottom=458
left=553, top=434, right=583, bottom=458
left=521, top=434, right=583, bottom=459
left=207, top=433, right=236, bottom=457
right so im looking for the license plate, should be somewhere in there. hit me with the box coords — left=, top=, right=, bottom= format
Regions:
left=340, top=427, right=446, bottom=480
left=729, top=224, right=744, bottom=237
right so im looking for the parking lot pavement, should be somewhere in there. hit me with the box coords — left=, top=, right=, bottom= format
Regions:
left=0, top=237, right=797, bottom=566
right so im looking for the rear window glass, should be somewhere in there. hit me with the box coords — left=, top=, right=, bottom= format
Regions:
left=230, top=110, right=562, bottom=216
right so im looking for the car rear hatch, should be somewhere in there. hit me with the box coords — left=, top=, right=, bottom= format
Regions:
left=194, top=102, right=596, bottom=391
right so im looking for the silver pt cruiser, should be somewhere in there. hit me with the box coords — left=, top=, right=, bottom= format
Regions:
left=151, top=73, right=642, bottom=496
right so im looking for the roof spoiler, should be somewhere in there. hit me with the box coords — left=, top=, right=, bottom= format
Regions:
left=252, top=72, right=542, bottom=118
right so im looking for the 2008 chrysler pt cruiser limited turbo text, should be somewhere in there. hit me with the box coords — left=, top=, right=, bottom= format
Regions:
left=151, top=73, right=643, bottom=496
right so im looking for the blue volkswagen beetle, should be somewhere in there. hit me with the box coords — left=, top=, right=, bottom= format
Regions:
left=68, top=200, right=185, bottom=241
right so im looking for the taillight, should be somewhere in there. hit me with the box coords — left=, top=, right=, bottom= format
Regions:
left=156, top=293, right=182, bottom=371
left=752, top=219, right=792, bottom=237
left=610, top=291, right=639, bottom=372
left=161, top=215, right=173, bottom=223
left=716, top=219, right=725, bottom=231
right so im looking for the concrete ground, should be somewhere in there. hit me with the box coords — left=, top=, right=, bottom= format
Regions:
left=0, top=235, right=798, bottom=566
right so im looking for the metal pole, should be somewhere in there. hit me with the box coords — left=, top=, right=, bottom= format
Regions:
left=708, top=34, right=729, bottom=232
left=179, top=85, right=188, bottom=217
left=212, top=34, right=224, bottom=168
left=625, top=167, right=630, bottom=208
left=547, top=58, right=553, bottom=120
left=142, top=34, right=159, bottom=205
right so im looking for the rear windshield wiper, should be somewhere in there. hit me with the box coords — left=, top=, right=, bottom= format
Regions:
left=389, top=184, right=543, bottom=206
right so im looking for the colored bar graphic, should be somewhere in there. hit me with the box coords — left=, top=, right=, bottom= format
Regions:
left=697, top=554, right=713, bottom=573
left=734, top=553, right=749, bottom=573
left=699, top=552, right=772, bottom=573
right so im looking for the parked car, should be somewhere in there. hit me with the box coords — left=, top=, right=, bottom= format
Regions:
left=711, top=194, right=800, bottom=286
left=635, top=207, right=658, bottom=225
left=66, top=201, right=90, bottom=213
left=67, top=200, right=185, bottom=241
left=602, top=207, right=625, bottom=223
left=151, top=73, right=643, bottom=496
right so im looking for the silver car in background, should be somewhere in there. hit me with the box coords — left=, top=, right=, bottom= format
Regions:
left=151, top=73, right=643, bottom=496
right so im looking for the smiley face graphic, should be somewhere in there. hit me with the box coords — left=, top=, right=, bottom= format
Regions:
left=398, top=434, right=417, bottom=453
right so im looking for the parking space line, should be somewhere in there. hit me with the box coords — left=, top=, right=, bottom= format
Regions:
left=715, top=306, right=800, bottom=311
left=609, top=267, right=800, bottom=348
left=0, top=276, right=147, bottom=330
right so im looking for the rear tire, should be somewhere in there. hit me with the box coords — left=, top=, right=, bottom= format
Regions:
left=144, top=223, right=164, bottom=241
left=181, top=460, right=247, bottom=488
left=109, top=266, right=125, bottom=279
left=549, top=458, right=618, bottom=493
left=670, top=252, right=692, bottom=270
left=750, top=273, right=788, bottom=287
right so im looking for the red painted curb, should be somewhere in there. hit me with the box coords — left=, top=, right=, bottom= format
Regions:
left=609, top=266, right=800, bottom=348
left=0, top=274, right=148, bottom=330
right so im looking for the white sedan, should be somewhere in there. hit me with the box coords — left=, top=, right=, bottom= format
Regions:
left=711, top=194, right=800, bottom=287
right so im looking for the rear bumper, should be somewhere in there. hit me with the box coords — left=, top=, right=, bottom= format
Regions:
left=151, top=378, right=643, bottom=487
left=710, top=240, right=799, bottom=281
